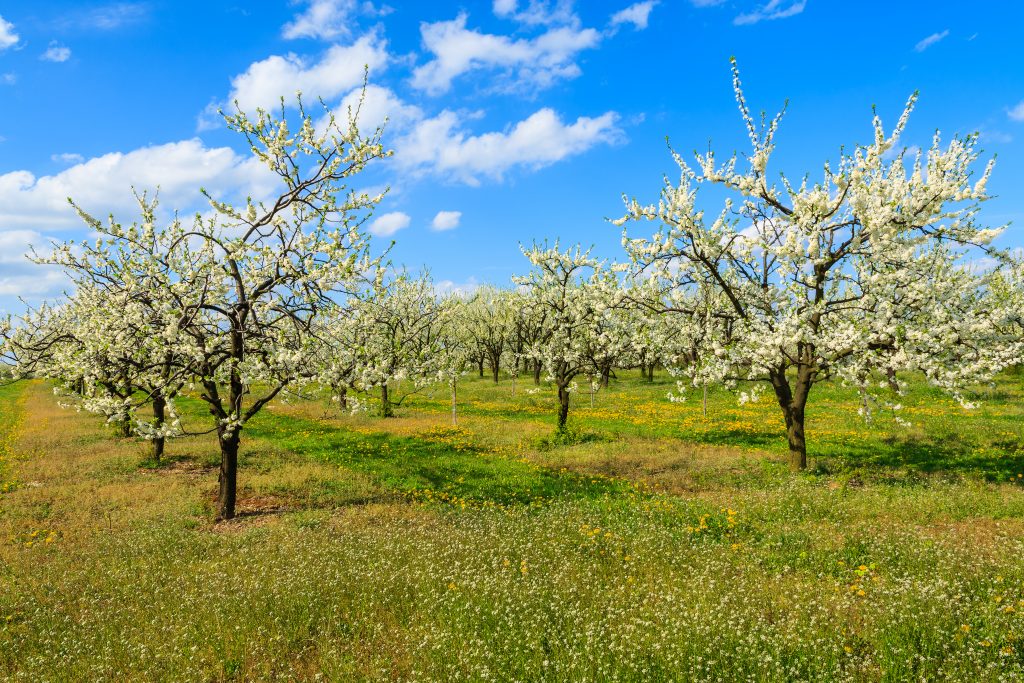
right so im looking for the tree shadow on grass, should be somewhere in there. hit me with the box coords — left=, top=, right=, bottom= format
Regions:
left=816, top=435, right=1024, bottom=483
left=662, top=421, right=1024, bottom=484
left=684, top=427, right=784, bottom=451
left=245, top=412, right=632, bottom=507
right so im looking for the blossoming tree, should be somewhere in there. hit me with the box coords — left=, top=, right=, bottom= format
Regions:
left=617, top=61, right=1009, bottom=470
left=28, top=96, right=389, bottom=519
left=515, top=243, right=622, bottom=430
left=349, top=271, right=452, bottom=417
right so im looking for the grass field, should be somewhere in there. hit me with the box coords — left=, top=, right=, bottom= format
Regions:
left=2, top=371, right=1024, bottom=681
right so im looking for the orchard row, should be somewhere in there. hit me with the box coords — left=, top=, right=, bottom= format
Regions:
left=3, top=66, right=1022, bottom=519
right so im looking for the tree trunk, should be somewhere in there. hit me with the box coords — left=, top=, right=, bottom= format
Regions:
left=600, top=366, right=610, bottom=388
left=770, top=370, right=810, bottom=471
left=336, top=384, right=348, bottom=413
left=557, top=383, right=570, bottom=429
left=886, top=367, right=899, bottom=392
left=380, top=383, right=394, bottom=418
left=218, top=341, right=246, bottom=521
left=647, top=364, right=655, bottom=382
left=152, top=394, right=166, bottom=462
left=478, top=358, right=484, bottom=378
left=533, top=361, right=542, bottom=385
left=217, top=428, right=239, bottom=520
left=702, top=385, right=708, bottom=419
left=492, top=362, right=500, bottom=384
left=784, top=403, right=807, bottom=471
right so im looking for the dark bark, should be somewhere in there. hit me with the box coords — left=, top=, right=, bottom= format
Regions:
left=784, top=404, right=807, bottom=471
left=770, top=369, right=811, bottom=471
left=217, top=428, right=239, bottom=520
left=491, top=363, right=500, bottom=384
left=380, top=383, right=394, bottom=418
left=217, top=331, right=246, bottom=520
left=533, top=361, right=542, bottom=385
left=478, top=358, right=484, bottom=378
left=152, top=394, right=165, bottom=462
left=557, top=383, right=570, bottom=429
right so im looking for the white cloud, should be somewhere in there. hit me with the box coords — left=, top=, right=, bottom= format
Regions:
left=0, top=231, right=72, bottom=300
left=0, top=231, right=49, bottom=264
left=691, top=0, right=725, bottom=6
left=282, top=0, right=389, bottom=41
left=1, top=73, right=15, bottom=86
left=64, top=3, right=150, bottom=30
left=0, top=139, right=274, bottom=230
left=493, top=0, right=578, bottom=26
left=609, top=1, right=658, bottom=30
left=1007, top=101, right=1024, bottom=122
left=914, top=29, right=949, bottom=52
left=0, top=15, right=18, bottom=50
left=411, top=13, right=599, bottom=95
left=369, top=211, right=411, bottom=237
left=41, top=42, right=72, bottom=63
left=434, top=277, right=480, bottom=296
left=979, top=129, right=1013, bottom=144
left=396, top=107, right=622, bottom=185
left=0, top=269, right=71, bottom=298
left=431, top=210, right=461, bottom=231
left=734, top=0, right=806, bottom=25
left=218, top=34, right=389, bottom=115
left=51, top=153, right=85, bottom=164
left=0, top=139, right=281, bottom=303
left=334, top=84, right=423, bottom=132
left=326, top=83, right=621, bottom=184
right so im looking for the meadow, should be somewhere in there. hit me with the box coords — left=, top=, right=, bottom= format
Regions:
left=2, top=371, right=1024, bottom=681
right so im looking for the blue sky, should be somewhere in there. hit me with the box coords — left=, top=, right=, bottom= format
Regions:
left=1, top=0, right=1023, bottom=312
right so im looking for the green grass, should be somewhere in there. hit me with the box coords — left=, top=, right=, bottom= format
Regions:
left=2, top=372, right=1024, bottom=681
left=0, top=381, right=25, bottom=494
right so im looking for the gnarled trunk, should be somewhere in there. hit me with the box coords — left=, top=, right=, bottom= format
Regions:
left=217, top=427, right=239, bottom=520
left=533, top=361, right=542, bottom=385
left=557, top=383, right=570, bottom=429
left=783, top=403, right=807, bottom=470
left=380, top=383, right=394, bottom=418
left=152, top=394, right=166, bottom=462
left=770, top=369, right=811, bottom=471
left=886, top=367, right=899, bottom=392
left=491, top=361, right=500, bottom=384
left=218, top=335, right=245, bottom=520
